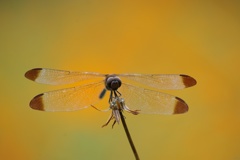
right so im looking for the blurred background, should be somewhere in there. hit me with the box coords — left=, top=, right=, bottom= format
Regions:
left=1, top=1, right=239, bottom=159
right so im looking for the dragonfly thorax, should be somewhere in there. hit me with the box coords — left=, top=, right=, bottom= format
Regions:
left=105, top=75, right=122, bottom=91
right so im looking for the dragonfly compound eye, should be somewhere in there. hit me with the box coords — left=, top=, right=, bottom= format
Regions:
left=105, top=76, right=122, bottom=91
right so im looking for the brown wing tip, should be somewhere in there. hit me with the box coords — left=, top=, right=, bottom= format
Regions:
left=174, top=97, right=189, bottom=114
left=30, top=93, right=45, bottom=111
left=25, top=68, right=42, bottom=81
left=180, top=74, right=197, bottom=88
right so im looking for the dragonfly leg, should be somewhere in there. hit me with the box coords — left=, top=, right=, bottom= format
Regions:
left=102, top=112, right=114, bottom=128
left=129, top=110, right=140, bottom=115
left=108, top=91, right=113, bottom=103
left=116, top=90, right=121, bottom=97
left=123, top=105, right=140, bottom=115
left=91, top=105, right=101, bottom=111
left=111, top=120, right=117, bottom=128
left=91, top=105, right=110, bottom=112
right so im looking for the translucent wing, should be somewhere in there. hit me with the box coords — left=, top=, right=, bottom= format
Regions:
left=118, top=74, right=196, bottom=90
left=118, top=83, right=189, bottom=115
left=25, top=68, right=105, bottom=85
left=29, top=81, right=106, bottom=111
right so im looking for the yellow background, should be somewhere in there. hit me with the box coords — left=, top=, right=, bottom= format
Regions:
left=1, top=1, right=239, bottom=159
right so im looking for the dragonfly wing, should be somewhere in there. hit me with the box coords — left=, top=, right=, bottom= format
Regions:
left=118, top=83, right=188, bottom=115
left=118, top=74, right=196, bottom=90
left=30, top=81, right=106, bottom=111
left=25, top=68, right=105, bottom=85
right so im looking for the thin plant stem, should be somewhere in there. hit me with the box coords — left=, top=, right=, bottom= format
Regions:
left=119, top=111, right=140, bottom=160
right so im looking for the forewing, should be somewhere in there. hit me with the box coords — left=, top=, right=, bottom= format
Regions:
left=118, top=83, right=189, bottom=115
left=30, top=81, right=106, bottom=111
left=25, top=68, right=105, bottom=85
left=118, top=74, right=196, bottom=90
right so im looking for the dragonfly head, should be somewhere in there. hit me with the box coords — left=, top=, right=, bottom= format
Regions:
left=105, top=75, right=122, bottom=91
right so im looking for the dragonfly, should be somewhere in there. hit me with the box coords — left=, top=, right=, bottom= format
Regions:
left=25, top=68, right=196, bottom=114
left=25, top=68, right=197, bottom=160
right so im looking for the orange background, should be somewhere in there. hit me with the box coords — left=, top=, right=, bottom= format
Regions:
left=1, top=1, right=239, bottom=160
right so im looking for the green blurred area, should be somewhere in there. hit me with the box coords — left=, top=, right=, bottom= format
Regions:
left=0, top=1, right=239, bottom=160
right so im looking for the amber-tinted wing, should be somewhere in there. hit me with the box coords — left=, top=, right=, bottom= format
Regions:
left=25, top=68, right=105, bottom=85
left=118, top=74, right=196, bottom=90
left=118, top=83, right=189, bottom=115
left=29, top=81, right=106, bottom=111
